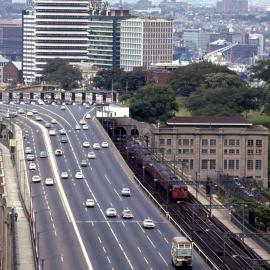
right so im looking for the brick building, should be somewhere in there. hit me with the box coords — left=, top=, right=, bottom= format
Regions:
left=151, top=116, right=269, bottom=187
left=3, top=61, right=22, bottom=83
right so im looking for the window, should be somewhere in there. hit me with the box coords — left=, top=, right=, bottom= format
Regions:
left=210, top=160, right=216, bottom=169
left=183, top=149, right=189, bottom=154
left=236, top=160, right=239, bottom=169
left=224, top=149, right=228, bottom=154
left=201, top=159, right=208, bottom=169
left=210, top=139, right=216, bottom=146
left=236, top=149, right=240, bottom=155
left=190, top=149, right=194, bottom=154
left=247, top=140, right=253, bottom=147
left=256, top=149, right=262, bottom=155
left=247, top=149, right=253, bottom=155
left=159, top=148, right=165, bottom=155
left=178, top=139, right=182, bottom=145
left=229, top=139, right=235, bottom=146
left=229, top=149, right=235, bottom=154
left=166, top=149, right=171, bottom=154
left=236, top=139, right=240, bottom=146
left=159, top=139, right=165, bottom=145
left=167, top=139, right=171, bottom=145
left=202, top=149, right=208, bottom=154
left=228, top=160, right=235, bottom=169
left=190, top=139, right=194, bottom=146
left=224, top=160, right=227, bottom=169
left=247, top=160, right=253, bottom=170
left=183, top=159, right=189, bottom=168
left=210, top=149, right=216, bottom=154
left=183, top=139, right=189, bottom=146
left=202, top=139, right=208, bottom=146
left=256, top=140, right=262, bottom=147
left=255, top=160, right=262, bottom=170
left=224, top=139, right=228, bottom=146
left=190, top=159, right=193, bottom=170
left=178, top=149, right=182, bottom=154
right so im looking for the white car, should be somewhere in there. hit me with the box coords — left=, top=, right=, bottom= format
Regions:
left=79, top=119, right=86, bottom=125
left=26, top=154, right=35, bottom=161
left=60, top=105, right=65, bottom=110
left=35, top=116, right=42, bottom=121
left=93, top=143, right=101, bottom=150
left=49, top=129, right=56, bottom=136
left=122, top=209, right=133, bottom=219
left=45, top=178, right=54, bottom=186
left=87, top=151, right=96, bottom=159
left=82, top=125, right=88, bottom=130
left=85, top=199, right=95, bottom=207
left=29, top=162, right=37, bottom=170
left=142, top=218, right=155, bottom=229
left=121, top=188, right=131, bottom=196
left=55, top=149, right=63, bottom=156
left=106, top=208, right=117, bottom=217
left=25, top=147, right=32, bottom=154
left=18, top=108, right=25, bottom=114
left=85, top=114, right=91, bottom=119
left=75, top=172, right=84, bottom=179
left=26, top=112, right=33, bottom=117
left=101, top=141, right=109, bottom=148
left=51, top=119, right=57, bottom=124
left=32, top=175, right=41, bottom=183
left=83, top=141, right=90, bottom=148
left=61, top=172, right=68, bottom=179
left=32, top=109, right=38, bottom=114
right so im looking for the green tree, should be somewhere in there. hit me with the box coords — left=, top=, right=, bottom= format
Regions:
left=186, top=73, right=260, bottom=116
left=93, top=69, right=146, bottom=91
left=168, top=61, right=236, bottom=96
left=129, top=84, right=178, bottom=123
left=41, top=58, right=82, bottom=90
left=250, top=60, right=270, bottom=84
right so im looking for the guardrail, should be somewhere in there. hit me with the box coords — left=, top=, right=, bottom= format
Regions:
left=94, top=117, right=220, bottom=270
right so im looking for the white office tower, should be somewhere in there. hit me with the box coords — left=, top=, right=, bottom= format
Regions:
left=34, top=0, right=89, bottom=79
left=120, top=18, right=173, bottom=71
left=22, top=9, right=36, bottom=84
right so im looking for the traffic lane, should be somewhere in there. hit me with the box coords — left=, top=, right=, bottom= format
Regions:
left=15, top=119, right=65, bottom=269
left=37, top=116, right=137, bottom=267
left=19, top=118, right=88, bottom=270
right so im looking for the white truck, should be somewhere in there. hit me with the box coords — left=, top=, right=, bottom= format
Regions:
left=171, top=236, right=192, bottom=269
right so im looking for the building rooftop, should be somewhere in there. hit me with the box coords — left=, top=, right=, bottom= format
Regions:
left=167, top=116, right=253, bottom=126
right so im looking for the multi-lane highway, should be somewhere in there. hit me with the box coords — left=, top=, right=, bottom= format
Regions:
left=1, top=102, right=211, bottom=269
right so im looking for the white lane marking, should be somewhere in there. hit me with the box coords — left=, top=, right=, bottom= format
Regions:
left=164, top=238, right=169, bottom=244
left=103, top=246, right=107, bottom=254
left=158, top=252, right=168, bottom=266
left=137, top=247, right=142, bottom=253
left=143, top=257, right=149, bottom=264
left=98, top=237, right=102, bottom=244
left=114, top=189, right=123, bottom=201
left=104, top=174, right=111, bottom=184
left=107, top=256, right=111, bottom=264
left=146, top=236, right=156, bottom=249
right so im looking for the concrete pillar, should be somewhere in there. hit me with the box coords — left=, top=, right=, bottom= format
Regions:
left=82, top=93, right=86, bottom=103
left=92, top=93, right=96, bottom=103
left=103, top=94, right=106, bottom=103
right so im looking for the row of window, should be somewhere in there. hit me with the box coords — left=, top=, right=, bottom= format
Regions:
left=159, top=138, right=263, bottom=147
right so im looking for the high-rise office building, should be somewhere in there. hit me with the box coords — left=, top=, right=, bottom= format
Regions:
left=120, top=17, right=173, bottom=71
left=22, top=9, right=36, bottom=84
left=34, top=0, right=89, bottom=78
left=89, top=9, right=131, bottom=69
left=182, top=30, right=211, bottom=53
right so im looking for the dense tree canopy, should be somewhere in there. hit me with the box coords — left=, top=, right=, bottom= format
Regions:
left=129, top=84, right=178, bottom=123
left=250, top=60, right=270, bottom=84
left=93, top=69, right=146, bottom=91
left=41, top=58, right=82, bottom=90
left=186, top=73, right=260, bottom=116
left=168, top=61, right=236, bottom=96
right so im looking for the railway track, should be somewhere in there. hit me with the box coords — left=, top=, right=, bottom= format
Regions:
left=116, top=142, right=270, bottom=270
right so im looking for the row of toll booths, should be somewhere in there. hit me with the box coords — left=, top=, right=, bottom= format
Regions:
left=0, top=91, right=118, bottom=104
